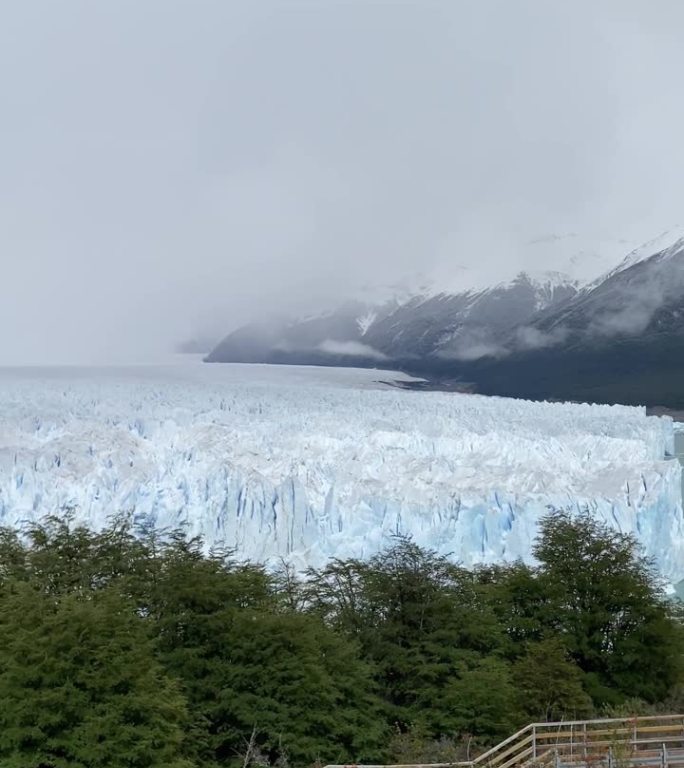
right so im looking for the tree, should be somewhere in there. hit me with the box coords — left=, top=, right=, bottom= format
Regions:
left=147, top=536, right=385, bottom=766
left=305, top=539, right=509, bottom=739
left=0, top=582, right=193, bottom=768
left=215, top=610, right=386, bottom=766
left=0, top=514, right=150, bottom=600
left=534, top=511, right=684, bottom=705
left=445, top=657, right=518, bottom=741
left=0, top=511, right=680, bottom=765
left=512, top=639, right=593, bottom=721
left=475, top=563, right=549, bottom=657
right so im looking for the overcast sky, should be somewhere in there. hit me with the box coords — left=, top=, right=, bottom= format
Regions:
left=1, top=0, right=683, bottom=363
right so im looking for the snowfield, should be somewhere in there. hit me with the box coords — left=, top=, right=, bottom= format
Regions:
left=0, top=361, right=682, bottom=579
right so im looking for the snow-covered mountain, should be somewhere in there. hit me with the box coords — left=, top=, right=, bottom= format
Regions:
left=362, top=271, right=577, bottom=362
left=527, top=228, right=684, bottom=343
left=518, top=233, right=641, bottom=285
left=207, top=227, right=684, bottom=407
left=467, top=228, right=684, bottom=406
left=206, top=270, right=579, bottom=366
left=204, top=232, right=660, bottom=368
left=0, top=363, right=681, bottom=580
left=595, top=226, right=684, bottom=284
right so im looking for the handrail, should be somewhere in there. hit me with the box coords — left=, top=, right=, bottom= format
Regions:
left=323, top=715, right=684, bottom=768
left=528, top=715, right=684, bottom=729
left=474, top=726, right=534, bottom=766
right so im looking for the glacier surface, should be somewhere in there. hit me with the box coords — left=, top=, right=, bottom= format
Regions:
left=0, top=361, right=682, bottom=579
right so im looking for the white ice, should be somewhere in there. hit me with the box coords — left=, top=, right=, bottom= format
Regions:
left=0, top=361, right=681, bottom=579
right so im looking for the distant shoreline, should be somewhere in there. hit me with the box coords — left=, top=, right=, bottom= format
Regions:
left=379, top=376, right=474, bottom=394
left=384, top=371, right=684, bottom=420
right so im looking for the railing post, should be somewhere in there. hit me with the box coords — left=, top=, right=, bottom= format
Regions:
left=607, top=746, right=614, bottom=768
left=662, top=742, right=668, bottom=768
left=532, top=725, right=537, bottom=760
left=583, top=722, right=587, bottom=761
left=554, top=749, right=560, bottom=768
left=570, top=724, right=574, bottom=760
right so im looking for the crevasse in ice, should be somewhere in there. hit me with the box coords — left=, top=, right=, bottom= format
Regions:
left=0, top=362, right=681, bottom=579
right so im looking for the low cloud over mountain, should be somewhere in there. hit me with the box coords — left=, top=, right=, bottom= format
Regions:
left=207, top=229, right=684, bottom=408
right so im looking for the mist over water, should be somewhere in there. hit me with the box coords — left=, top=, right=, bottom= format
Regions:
left=2, top=1, right=684, bottom=364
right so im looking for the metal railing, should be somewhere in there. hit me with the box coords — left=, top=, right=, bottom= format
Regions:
left=324, top=714, right=684, bottom=768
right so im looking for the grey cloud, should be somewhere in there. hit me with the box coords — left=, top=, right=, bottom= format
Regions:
left=592, top=305, right=658, bottom=337
left=437, top=325, right=569, bottom=361
left=515, top=325, right=570, bottom=351
left=591, top=250, right=684, bottom=338
left=436, top=332, right=506, bottom=361
left=2, top=1, right=684, bottom=363
left=318, top=340, right=388, bottom=360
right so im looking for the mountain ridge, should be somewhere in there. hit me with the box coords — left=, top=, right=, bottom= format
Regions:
left=205, top=229, right=684, bottom=407
left=206, top=268, right=580, bottom=366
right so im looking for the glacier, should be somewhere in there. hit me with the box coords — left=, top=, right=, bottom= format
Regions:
left=0, top=361, right=682, bottom=579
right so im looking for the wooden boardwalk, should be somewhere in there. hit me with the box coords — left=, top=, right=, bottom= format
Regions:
left=325, top=714, right=684, bottom=768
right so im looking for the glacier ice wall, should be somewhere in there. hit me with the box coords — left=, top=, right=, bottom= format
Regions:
left=0, top=362, right=682, bottom=579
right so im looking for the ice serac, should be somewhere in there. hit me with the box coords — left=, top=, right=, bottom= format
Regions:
left=0, top=363, right=682, bottom=579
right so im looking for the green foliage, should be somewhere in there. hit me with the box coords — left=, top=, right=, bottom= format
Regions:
left=387, top=725, right=476, bottom=764
left=475, top=562, right=548, bottom=654
left=512, top=638, right=593, bottom=721
left=0, top=582, right=192, bottom=768
left=445, top=657, right=518, bottom=741
left=212, top=610, right=385, bottom=766
left=305, top=539, right=506, bottom=737
left=145, top=537, right=385, bottom=766
left=0, top=511, right=680, bottom=767
left=534, top=511, right=684, bottom=705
